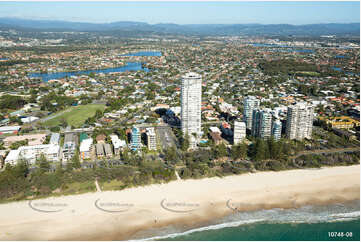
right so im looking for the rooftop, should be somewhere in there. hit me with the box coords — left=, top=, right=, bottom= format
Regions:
left=182, top=72, right=201, bottom=79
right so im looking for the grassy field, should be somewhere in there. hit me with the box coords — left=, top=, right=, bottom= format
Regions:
left=42, top=104, right=106, bottom=128
left=295, top=71, right=321, bottom=76
left=100, top=180, right=127, bottom=191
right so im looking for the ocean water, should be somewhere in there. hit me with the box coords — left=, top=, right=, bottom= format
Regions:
left=161, top=219, right=360, bottom=241
left=139, top=200, right=360, bottom=241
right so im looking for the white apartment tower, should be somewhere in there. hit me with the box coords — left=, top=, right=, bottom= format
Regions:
left=243, top=96, right=260, bottom=130
left=181, top=72, right=202, bottom=149
left=146, top=127, right=157, bottom=150
left=233, top=121, right=246, bottom=144
left=286, top=102, right=314, bottom=140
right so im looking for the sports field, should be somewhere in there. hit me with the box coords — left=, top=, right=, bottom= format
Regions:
left=41, top=104, right=106, bottom=128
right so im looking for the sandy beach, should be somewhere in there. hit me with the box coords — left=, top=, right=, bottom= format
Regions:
left=0, top=165, right=359, bottom=241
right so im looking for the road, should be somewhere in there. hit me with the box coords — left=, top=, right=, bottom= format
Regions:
left=40, top=109, right=72, bottom=123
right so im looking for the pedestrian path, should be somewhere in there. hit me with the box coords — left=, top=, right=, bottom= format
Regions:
left=95, top=178, right=102, bottom=192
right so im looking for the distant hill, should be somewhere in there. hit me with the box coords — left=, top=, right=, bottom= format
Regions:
left=0, top=18, right=359, bottom=36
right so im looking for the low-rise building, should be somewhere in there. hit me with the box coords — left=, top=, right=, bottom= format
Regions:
left=21, top=116, right=39, bottom=123
left=104, top=143, right=112, bottom=158
left=49, top=133, right=60, bottom=145
left=63, top=133, right=78, bottom=161
left=210, top=132, right=223, bottom=145
left=3, top=133, right=46, bottom=148
left=96, top=143, right=104, bottom=158
left=109, top=134, right=126, bottom=155
left=5, top=144, right=60, bottom=165
left=79, top=138, right=93, bottom=160
left=146, top=127, right=157, bottom=150
left=320, top=116, right=360, bottom=129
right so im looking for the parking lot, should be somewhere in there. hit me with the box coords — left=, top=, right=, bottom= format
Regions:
left=156, top=126, right=178, bottom=150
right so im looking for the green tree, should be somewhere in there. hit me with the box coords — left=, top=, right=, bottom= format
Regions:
left=253, top=139, right=268, bottom=161
left=94, top=109, right=103, bottom=119
left=65, top=161, right=73, bottom=172
left=181, top=132, right=190, bottom=151
left=214, top=143, right=228, bottom=159
left=231, top=144, right=241, bottom=160
left=13, top=159, right=29, bottom=178
left=71, top=151, right=81, bottom=169
left=36, top=154, right=50, bottom=172
left=239, top=142, right=248, bottom=159
left=165, top=146, right=177, bottom=164
left=268, top=137, right=281, bottom=159
left=54, top=162, right=64, bottom=178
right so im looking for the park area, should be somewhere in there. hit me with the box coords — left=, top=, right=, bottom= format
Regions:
left=41, top=104, right=106, bottom=128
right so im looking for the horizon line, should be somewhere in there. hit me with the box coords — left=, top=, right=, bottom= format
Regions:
left=0, top=16, right=360, bottom=26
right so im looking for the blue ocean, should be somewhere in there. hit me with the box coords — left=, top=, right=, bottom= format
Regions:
left=138, top=200, right=360, bottom=241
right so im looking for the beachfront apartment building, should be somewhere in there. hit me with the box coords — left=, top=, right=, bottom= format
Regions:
left=233, top=121, right=246, bottom=144
left=146, top=127, right=157, bottom=150
left=96, top=143, right=104, bottom=158
left=104, top=143, right=113, bottom=158
left=5, top=144, right=60, bottom=165
left=272, top=119, right=282, bottom=141
left=252, top=109, right=284, bottom=140
left=62, top=133, right=78, bottom=162
left=79, top=138, right=93, bottom=160
left=181, top=72, right=202, bottom=149
left=110, top=134, right=126, bottom=155
left=49, top=133, right=60, bottom=145
left=286, top=102, right=314, bottom=140
left=243, top=96, right=260, bottom=130
left=209, top=126, right=223, bottom=145
left=251, top=108, right=273, bottom=139
left=131, top=126, right=141, bottom=151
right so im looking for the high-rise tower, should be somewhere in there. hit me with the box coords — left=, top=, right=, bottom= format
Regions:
left=233, top=121, right=246, bottom=144
left=286, top=102, right=314, bottom=140
left=181, top=72, right=202, bottom=149
left=243, top=96, right=260, bottom=130
left=131, top=126, right=141, bottom=151
left=251, top=108, right=273, bottom=139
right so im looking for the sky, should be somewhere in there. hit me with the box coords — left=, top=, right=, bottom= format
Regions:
left=0, top=1, right=359, bottom=25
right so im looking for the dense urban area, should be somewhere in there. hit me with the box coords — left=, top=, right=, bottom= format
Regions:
left=0, top=28, right=359, bottom=202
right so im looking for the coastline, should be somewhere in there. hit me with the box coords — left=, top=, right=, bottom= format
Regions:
left=0, top=165, right=359, bottom=241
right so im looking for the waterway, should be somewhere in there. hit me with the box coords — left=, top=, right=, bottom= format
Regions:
left=28, top=62, right=149, bottom=82
left=122, top=51, right=162, bottom=56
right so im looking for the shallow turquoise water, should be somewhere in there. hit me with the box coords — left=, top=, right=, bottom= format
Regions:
left=141, top=200, right=360, bottom=241
left=162, top=219, right=360, bottom=241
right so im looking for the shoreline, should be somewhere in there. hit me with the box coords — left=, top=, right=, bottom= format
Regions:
left=0, top=165, right=359, bottom=240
